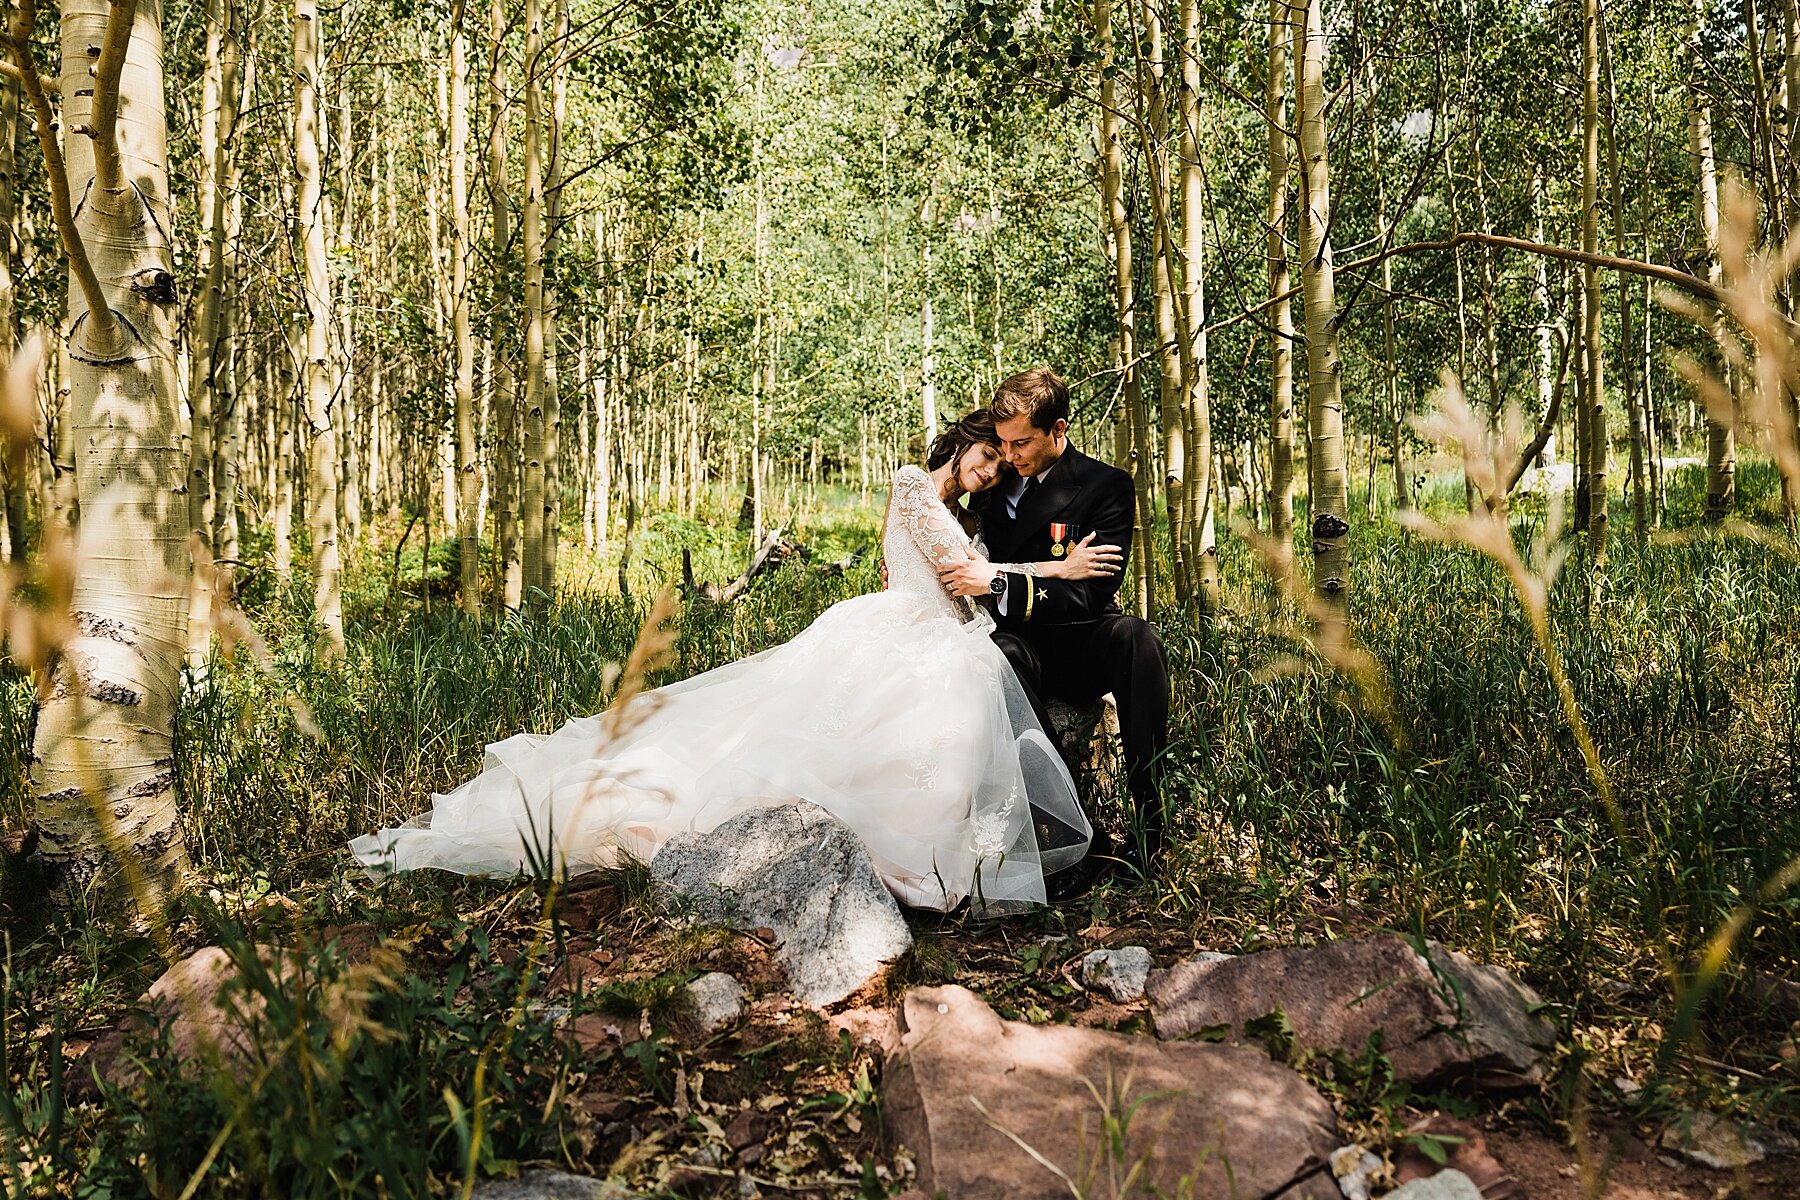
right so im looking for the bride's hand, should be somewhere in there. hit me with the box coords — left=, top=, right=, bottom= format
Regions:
left=1057, top=533, right=1123, bottom=580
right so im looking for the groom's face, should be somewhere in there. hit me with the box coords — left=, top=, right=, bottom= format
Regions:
left=995, top=415, right=1068, bottom=478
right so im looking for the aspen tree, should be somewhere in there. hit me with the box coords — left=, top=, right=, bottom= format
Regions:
left=1688, top=0, right=1733, bottom=520
left=336, top=76, right=361, bottom=545
left=450, top=0, right=480, bottom=616
left=13, top=0, right=193, bottom=899
left=1097, top=0, right=1149, bottom=619
left=1598, top=12, right=1645, bottom=540
left=186, top=0, right=241, bottom=656
left=920, top=194, right=937, bottom=441
left=1580, top=0, right=1607, bottom=551
left=1265, top=0, right=1296, bottom=574
left=1369, top=69, right=1405, bottom=512
left=211, top=8, right=253, bottom=606
left=1532, top=167, right=1558, bottom=467
left=1178, top=0, right=1218, bottom=609
left=541, top=0, right=568, bottom=588
left=0, top=67, right=20, bottom=561
left=490, top=0, right=522, bottom=608
left=1293, top=0, right=1349, bottom=619
left=520, top=0, right=547, bottom=600
left=295, top=0, right=343, bottom=658
left=1140, top=0, right=1186, bottom=599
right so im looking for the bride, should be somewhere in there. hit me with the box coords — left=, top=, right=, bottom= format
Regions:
left=349, top=411, right=1120, bottom=914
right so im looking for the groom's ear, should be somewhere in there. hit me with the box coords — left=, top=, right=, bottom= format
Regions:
left=1052, top=418, right=1069, bottom=440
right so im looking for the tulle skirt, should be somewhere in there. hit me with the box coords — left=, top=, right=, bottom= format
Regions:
left=348, top=590, right=1091, bottom=915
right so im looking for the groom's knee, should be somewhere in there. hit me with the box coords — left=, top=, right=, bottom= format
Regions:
left=1106, top=617, right=1169, bottom=678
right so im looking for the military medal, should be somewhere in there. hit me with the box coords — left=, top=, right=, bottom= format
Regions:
left=1049, top=521, right=1068, bottom=557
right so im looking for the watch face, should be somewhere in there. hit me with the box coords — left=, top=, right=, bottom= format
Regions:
left=989, top=574, right=1006, bottom=595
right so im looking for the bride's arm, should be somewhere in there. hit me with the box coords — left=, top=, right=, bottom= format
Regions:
left=993, top=534, right=1123, bottom=582
left=893, top=467, right=976, bottom=569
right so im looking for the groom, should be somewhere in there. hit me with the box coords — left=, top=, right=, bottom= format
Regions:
left=938, top=367, right=1172, bottom=895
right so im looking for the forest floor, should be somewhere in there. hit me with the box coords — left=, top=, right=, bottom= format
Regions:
left=4, top=463, right=1800, bottom=1197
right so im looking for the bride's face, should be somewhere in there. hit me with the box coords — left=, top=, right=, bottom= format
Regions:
left=957, top=443, right=1006, bottom=494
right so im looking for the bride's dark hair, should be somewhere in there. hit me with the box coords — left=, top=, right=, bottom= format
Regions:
left=926, top=410, right=1003, bottom=471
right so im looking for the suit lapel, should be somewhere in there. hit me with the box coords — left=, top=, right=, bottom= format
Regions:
left=1015, top=448, right=1086, bottom=533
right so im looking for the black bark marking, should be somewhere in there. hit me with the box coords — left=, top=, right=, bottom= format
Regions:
left=38, top=786, right=84, bottom=806
left=132, top=823, right=179, bottom=859
left=76, top=610, right=136, bottom=645
left=123, top=771, right=173, bottom=800
left=88, top=679, right=142, bottom=706
left=1311, top=512, right=1350, bottom=539
left=66, top=309, right=147, bottom=367
left=128, top=269, right=176, bottom=304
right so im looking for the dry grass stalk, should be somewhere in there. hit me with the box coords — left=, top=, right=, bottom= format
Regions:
left=1232, top=516, right=1397, bottom=742
left=1397, top=375, right=1622, bottom=838
left=1663, top=177, right=1800, bottom=523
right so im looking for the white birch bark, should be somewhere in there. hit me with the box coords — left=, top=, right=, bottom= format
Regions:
left=25, top=0, right=192, bottom=900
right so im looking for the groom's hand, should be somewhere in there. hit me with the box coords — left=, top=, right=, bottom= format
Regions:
left=939, top=557, right=995, bottom=598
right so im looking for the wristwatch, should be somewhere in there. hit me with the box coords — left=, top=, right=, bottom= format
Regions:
left=989, top=573, right=1007, bottom=596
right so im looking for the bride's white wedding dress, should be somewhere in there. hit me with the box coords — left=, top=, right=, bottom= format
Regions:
left=349, top=465, right=1091, bottom=914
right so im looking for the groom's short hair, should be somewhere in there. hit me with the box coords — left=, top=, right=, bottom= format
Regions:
left=991, top=367, right=1070, bottom=432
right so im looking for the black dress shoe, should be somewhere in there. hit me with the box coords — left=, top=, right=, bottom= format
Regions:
left=1045, top=853, right=1113, bottom=903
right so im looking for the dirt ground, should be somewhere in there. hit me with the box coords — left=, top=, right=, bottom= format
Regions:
left=1485, top=1121, right=1800, bottom=1199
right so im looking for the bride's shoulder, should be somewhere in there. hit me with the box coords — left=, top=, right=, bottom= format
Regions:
left=890, top=464, right=930, bottom=489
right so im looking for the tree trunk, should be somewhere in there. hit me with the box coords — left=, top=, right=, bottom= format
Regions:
left=1293, top=0, right=1349, bottom=621
left=27, top=0, right=192, bottom=902
left=185, top=0, right=240, bottom=657
left=1368, top=61, right=1404, bottom=514
left=1598, top=11, right=1645, bottom=542
left=211, top=13, right=253, bottom=607
left=1098, top=0, right=1150, bottom=618
left=1580, top=0, right=1608, bottom=551
left=1142, top=0, right=1188, bottom=602
left=0, top=67, right=22, bottom=562
left=295, top=0, right=343, bottom=658
left=1689, top=0, right=1734, bottom=521
left=490, top=0, right=521, bottom=609
left=542, top=0, right=568, bottom=589
left=920, top=195, right=938, bottom=442
left=450, top=0, right=480, bottom=615
left=1171, top=0, right=1217, bottom=609
left=520, top=0, right=547, bottom=601
left=1533, top=167, right=1558, bottom=467
left=274, top=322, right=297, bottom=576
left=336, top=73, right=361, bottom=547
left=1266, top=0, right=1296, bottom=586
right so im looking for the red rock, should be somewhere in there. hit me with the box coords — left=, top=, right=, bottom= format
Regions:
left=882, top=985, right=1341, bottom=1200
left=545, top=952, right=611, bottom=996
left=1395, top=1115, right=1523, bottom=1198
left=725, top=1109, right=769, bottom=1150
left=555, top=883, right=619, bottom=932
left=829, top=1005, right=900, bottom=1056
left=81, top=945, right=293, bottom=1091
left=568, top=1012, right=643, bottom=1054
left=575, top=1090, right=630, bottom=1121
left=1148, top=936, right=1555, bottom=1090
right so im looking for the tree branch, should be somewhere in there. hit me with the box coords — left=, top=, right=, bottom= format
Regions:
left=1497, top=322, right=1573, bottom=501
left=0, top=58, right=57, bottom=93
left=3, top=0, right=117, bottom=345
left=1209, top=229, right=1800, bottom=341
left=90, top=0, right=141, bottom=197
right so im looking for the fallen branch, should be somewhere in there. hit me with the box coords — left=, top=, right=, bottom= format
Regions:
left=690, top=526, right=797, bottom=605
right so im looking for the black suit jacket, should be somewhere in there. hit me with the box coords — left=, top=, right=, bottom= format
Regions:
left=972, top=445, right=1135, bottom=629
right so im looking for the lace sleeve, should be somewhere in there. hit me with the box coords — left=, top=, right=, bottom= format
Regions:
left=892, top=466, right=973, bottom=567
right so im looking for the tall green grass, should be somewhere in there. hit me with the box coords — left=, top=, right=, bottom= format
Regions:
left=2, top=461, right=1797, bottom=1194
